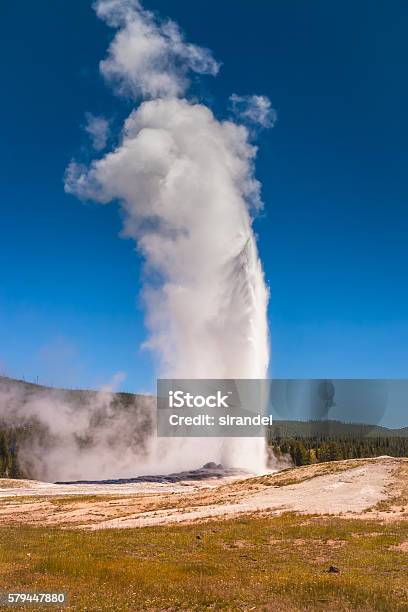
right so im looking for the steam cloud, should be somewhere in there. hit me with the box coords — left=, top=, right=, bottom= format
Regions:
left=1, top=0, right=274, bottom=480
left=85, top=113, right=110, bottom=151
left=0, top=376, right=157, bottom=482
left=229, top=94, right=277, bottom=129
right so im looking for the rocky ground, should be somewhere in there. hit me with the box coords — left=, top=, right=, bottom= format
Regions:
left=0, top=456, right=406, bottom=530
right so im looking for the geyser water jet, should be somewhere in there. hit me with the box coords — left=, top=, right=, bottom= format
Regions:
left=65, top=0, right=273, bottom=474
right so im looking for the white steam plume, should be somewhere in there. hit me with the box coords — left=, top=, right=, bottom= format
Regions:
left=0, top=0, right=273, bottom=481
left=64, top=0, right=272, bottom=473
left=85, top=113, right=110, bottom=151
left=0, top=376, right=158, bottom=482
left=66, top=99, right=269, bottom=380
left=229, top=94, right=277, bottom=129
left=95, top=0, right=220, bottom=99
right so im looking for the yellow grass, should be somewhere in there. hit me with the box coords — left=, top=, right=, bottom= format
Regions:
left=0, top=514, right=408, bottom=611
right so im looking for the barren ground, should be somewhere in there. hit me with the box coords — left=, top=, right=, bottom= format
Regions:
left=0, top=457, right=406, bottom=529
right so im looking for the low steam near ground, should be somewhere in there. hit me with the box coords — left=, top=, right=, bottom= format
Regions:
left=0, top=377, right=278, bottom=482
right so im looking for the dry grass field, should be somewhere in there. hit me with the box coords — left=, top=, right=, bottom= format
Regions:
left=0, top=457, right=408, bottom=611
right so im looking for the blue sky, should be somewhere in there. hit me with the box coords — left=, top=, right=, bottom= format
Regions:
left=1, top=1, right=408, bottom=404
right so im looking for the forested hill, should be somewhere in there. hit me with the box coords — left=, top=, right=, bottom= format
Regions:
left=269, top=419, right=408, bottom=466
left=0, top=376, right=141, bottom=408
left=270, top=419, right=408, bottom=439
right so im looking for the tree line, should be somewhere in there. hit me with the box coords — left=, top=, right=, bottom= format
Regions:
left=268, top=429, right=408, bottom=466
left=2, top=422, right=408, bottom=478
left=0, top=428, right=22, bottom=478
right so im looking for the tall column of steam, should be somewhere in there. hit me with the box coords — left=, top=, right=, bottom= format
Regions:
left=66, top=0, right=274, bottom=473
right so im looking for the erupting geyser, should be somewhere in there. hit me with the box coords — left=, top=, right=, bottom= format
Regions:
left=0, top=0, right=274, bottom=482
left=65, top=0, right=273, bottom=474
